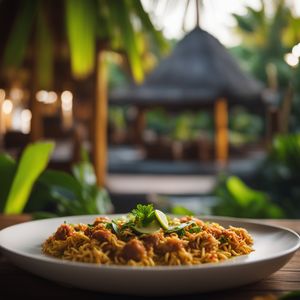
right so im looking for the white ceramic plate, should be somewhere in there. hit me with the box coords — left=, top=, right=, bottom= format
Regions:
left=0, top=215, right=299, bottom=296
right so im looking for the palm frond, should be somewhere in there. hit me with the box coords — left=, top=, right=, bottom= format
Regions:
left=3, top=0, right=38, bottom=67
left=130, top=0, right=169, bottom=54
left=36, top=5, right=54, bottom=89
left=108, top=0, right=144, bottom=83
left=65, top=0, right=97, bottom=79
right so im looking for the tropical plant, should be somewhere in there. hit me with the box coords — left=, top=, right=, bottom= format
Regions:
left=231, top=0, right=300, bottom=87
left=213, top=175, right=284, bottom=219
left=256, top=134, right=300, bottom=218
left=0, top=142, right=54, bottom=214
left=0, top=142, right=113, bottom=217
left=23, top=148, right=113, bottom=218
left=1, top=0, right=168, bottom=87
left=229, top=106, right=264, bottom=146
left=35, top=148, right=113, bottom=217
left=230, top=0, right=300, bottom=133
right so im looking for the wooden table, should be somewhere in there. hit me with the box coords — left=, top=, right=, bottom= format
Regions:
left=0, top=218, right=299, bottom=300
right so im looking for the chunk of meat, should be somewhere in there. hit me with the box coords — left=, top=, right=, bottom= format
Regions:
left=141, top=233, right=162, bottom=250
left=159, top=238, right=183, bottom=253
left=121, top=239, right=146, bottom=261
left=179, top=216, right=192, bottom=223
left=92, top=229, right=112, bottom=243
left=93, top=217, right=111, bottom=226
left=73, top=223, right=88, bottom=232
left=84, top=227, right=92, bottom=237
left=54, top=224, right=74, bottom=240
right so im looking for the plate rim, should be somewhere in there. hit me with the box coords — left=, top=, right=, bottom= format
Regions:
left=0, top=214, right=299, bottom=271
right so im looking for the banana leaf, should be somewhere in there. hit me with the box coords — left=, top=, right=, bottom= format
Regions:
left=4, top=142, right=55, bottom=214
left=130, top=0, right=169, bottom=54
left=3, top=0, right=38, bottom=67
left=36, top=5, right=54, bottom=89
left=108, top=0, right=144, bottom=83
left=65, top=0, right=97, bottom=79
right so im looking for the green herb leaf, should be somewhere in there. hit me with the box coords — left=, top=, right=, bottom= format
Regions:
left=188, top=224, right=202, bottom=234
left=111, top=221, right=119, bottom=235
left=131, top=204, right=156, bottom=227
left=166, top=221, right=195, bottom=234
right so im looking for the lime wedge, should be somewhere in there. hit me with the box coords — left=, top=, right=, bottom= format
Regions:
left=134, top=221, right=161, bottom=234
left=155, top=209, right=169, bottom=230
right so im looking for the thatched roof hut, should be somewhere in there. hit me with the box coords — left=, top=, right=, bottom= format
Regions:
left=110, top=27, right=265, bottom=163
left=110, top=27, right=263, bottom=107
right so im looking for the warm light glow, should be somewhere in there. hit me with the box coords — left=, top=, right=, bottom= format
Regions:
left=9, top=87, right=24, bottom=101
left=0, top=89, right=5, bottom=101
left=292, top=43, right=300, bottom=58
left=20, top=109, right=32, bottom=134
left=284, top=53, right=299, bottom=67
left=36, top=90, right=48, bottom=103
left=46, top=91, right=57, bottom=104
left=36, top=90, right=57, bottom=104
left=2, top=99, right=13, bottom=114
left=61, top=90, right=73, bottom=111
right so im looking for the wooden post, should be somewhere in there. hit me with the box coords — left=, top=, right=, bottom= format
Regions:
left=94, top=49, right=107, bottom=186
left=134, top=108, right=146, bottom=145
left=214, top=98, right=228, bottom=164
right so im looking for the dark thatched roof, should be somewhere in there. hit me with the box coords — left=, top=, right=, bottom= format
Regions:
left=110, top=27, right=264, bottom=107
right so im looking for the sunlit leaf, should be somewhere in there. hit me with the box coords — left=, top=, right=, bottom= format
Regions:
left=3, top=0, right=38, bottom=67
left=36, top=5, right=54, bottom=89
left=130, top=0, right=169, bottom=54
left=226, top=176, right=265, bottom=207
left=108, top=0, right=144, bottom=83
left=65, top=0, right=96, bottom=79
left=4, top=142, right=55, bottom=214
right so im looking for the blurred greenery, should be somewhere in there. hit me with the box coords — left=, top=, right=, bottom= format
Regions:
left=213, top=175, right=284, bottom=219
left=0, top=142, right=54, bottom=214
left=229, top=106, right=264, bottom=146
left=257, top=134, right=300, bottom=218
left=1, top=0, right=168, bottom=86
left=29, top=148, right=113, bottom=217
left=231, top=0, right=300, bottom=131
left=231, top=0, right=299, bottom=87
left=144, top=107, right=261, bottom=146
left=0, top=143, right=112, bottom=217
left=109, top=106, right=127, bottom=132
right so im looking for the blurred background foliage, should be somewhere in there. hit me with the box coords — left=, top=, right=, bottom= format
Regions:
left=0, top=142, right=113, bottom=217
left=1, top=0, right=169, bottom=87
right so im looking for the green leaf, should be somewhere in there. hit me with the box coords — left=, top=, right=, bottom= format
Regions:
left=232, top=13, right=255, bottom=33
left=36, top=5, right=54, bottom=89
left=72, top=161, right=97, bottom=187
left=108, top=0, right=144, bottom=83
left=3, top=0, right=38, bottom=67
left=0, top=154, right=17, bottom=212
left=4, top=142, right=55, bottom=214
left=226, top=176, right=266, bottom=207
left=39, top=169, right=82, bottom=200
left=65, top=0, right=97, bottom=79
left=130, top=0, right=169, bottom=53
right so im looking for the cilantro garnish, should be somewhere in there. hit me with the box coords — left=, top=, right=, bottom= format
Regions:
left=219, top=236, right=227, bottom=244
left=188, top=224, right=201, bottom=234
left=130, top=204, right=156, bottom=227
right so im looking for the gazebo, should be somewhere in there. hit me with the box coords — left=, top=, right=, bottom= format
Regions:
left=110, top=27, right=264, bottom=164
